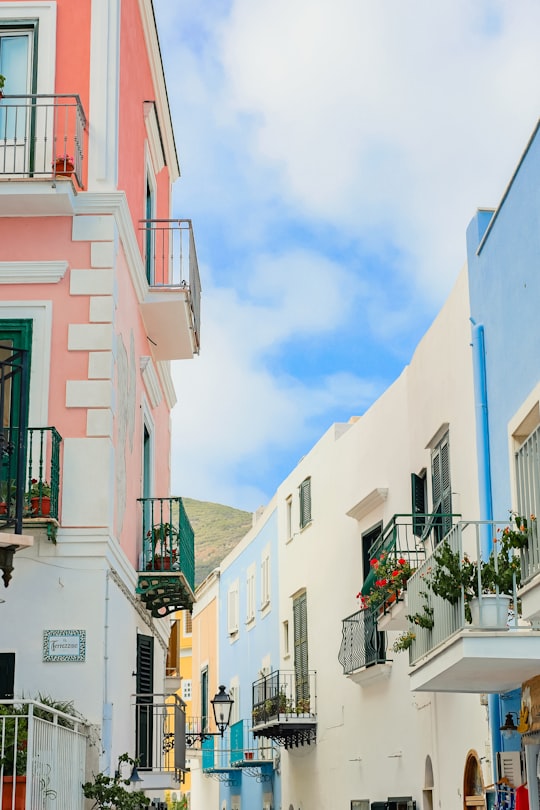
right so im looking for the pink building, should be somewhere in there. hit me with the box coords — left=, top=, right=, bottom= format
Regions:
left=0, top=1, right=198, bottom=804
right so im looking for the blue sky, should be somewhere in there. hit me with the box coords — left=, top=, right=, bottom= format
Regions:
left=155, top=0, right=540, bottom=512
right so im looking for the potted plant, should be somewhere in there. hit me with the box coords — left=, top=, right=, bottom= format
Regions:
left=0, top=704, right=28, bottom=810
left=146, top=522, right=179, bottom=570
left=429, top=532, right=520, bottom=627
left=28, top=479, right=51, bottom=516
left=53, top=154, right=74, bottom=177
left=0, top=479, right=15, bottom=514
left=357, top=552, right=412, bottom=612
left=0, top=75, right=6, bottom=100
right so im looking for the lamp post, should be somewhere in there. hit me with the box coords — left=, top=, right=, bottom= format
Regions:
left=499, top=712, right=519, bottom=740
left=186, top=685, right=234, bottom=745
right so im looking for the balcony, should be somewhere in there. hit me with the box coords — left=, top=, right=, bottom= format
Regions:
left=338, top=607, right=390, bottom=685
left=139, top=219, right=201, bottom=360
left=133, top=694, right=186, bottom=787
left=0, top=94, right=87, bottom=215
left=0, top=698, right=89, bottom=809
left=136, top=497, right=196, bottom=617
left=200, top=721, right=276, bottom=782
left=406, top=521, right=540, bottom=693
left=251, top=670, right=317, bottom=749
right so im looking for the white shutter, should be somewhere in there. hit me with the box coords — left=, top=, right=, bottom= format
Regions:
left=228, top=583, right=239, bottom=635
left=261, top=553, right=271, bottom=608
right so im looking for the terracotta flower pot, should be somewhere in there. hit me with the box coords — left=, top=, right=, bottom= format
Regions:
left=31, top=495, right=51, bottom=516
left=54, top=158, right=74, bottom=177
left=2, top=776, right=26, bottom=810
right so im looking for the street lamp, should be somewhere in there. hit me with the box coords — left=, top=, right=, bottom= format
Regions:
left=186, top=685, right=234, bottom=745
left=500, top=712, right=519, bottom=740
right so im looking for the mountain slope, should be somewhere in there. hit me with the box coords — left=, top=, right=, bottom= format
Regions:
left=183, top=498, right=253, bottom=586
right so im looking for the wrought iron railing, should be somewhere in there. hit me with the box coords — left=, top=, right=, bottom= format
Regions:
left=0, top=94, right=87, bottom=187
left=133, top=693, right=185, bottom=778
left=137, top=497, right=195, bottom=591
left=407, top=521, right=520, bottom=665
left=25, top=427, right=62, bottom=519
left=515, top=425, right=540, bottom=584
left=0, top=699, right=88, bottom=810
left=200, top=721, right=274, bottom=771
left=251, top=670, right=316, bottom=726
left=361, top=513, right=460, bottom=597
left=139, top=219, right=201, bottom=353
left=338, top=607, right=387, bottom=675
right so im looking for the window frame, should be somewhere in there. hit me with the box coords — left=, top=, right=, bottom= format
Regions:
left=299, top=476, right=312, bottom=529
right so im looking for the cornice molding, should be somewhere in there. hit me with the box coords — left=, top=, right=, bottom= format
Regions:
left=0, top=261, right=68, bottom=284
left=138, top=0, right=180, bottom=181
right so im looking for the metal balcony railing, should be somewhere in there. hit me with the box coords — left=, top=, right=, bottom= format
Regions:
left=133, top=693, right=185, bottom=779
left=200, top=721, right=275, bottom=771
left=137, top=497, right=195, bottom=591
left=338, top=607, right=387, bottom=675
left=0, top=94, right=87, bottom=187
left=251, top=670, right=316, bottom=726
left=361, top=513, right=460, bottom=597
left=0, top=699, right=89, bottom=810
left=407, top=521, right=521, bottom=665
left=0, top=426, right=62, bottom=526
left=139, top=219, right=201, bottom=352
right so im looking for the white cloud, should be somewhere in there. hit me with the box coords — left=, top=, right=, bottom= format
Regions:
left=156, top=0, right=540, bottom=510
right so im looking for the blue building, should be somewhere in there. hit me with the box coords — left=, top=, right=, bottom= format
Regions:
left=467, top=119, right=540, bottom=796
left=205, top=501, right=281, bottom=810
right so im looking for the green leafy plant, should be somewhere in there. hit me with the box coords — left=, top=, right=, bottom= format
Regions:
left=0, top=705, right=28, bottom=775
left=392, top=630, right=416, bottom=653
left=407, top=590, right=434, bottom=629
left=500, top=512, right=535, bottom=550
left=28, top=478, right=51, bottom=498
left=0, top=75, right=5, bottom=92
left=82, top=754, right=150, bottom=809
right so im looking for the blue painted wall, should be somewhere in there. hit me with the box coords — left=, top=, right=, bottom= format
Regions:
left=467, top=121, right=540, bottom=517
left=218, top=507, right=281, bottom=810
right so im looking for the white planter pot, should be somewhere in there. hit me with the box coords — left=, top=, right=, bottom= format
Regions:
left=469, top=594, right=511, bottom=629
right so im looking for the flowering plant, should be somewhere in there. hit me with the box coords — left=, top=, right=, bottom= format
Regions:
left=28, top=478, right=51, bottom=498
left=357, top=552, right=412, bottom=611
left=500, top=512, right=535, bottom=550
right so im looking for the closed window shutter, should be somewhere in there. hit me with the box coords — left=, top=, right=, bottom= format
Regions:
left=299, top=478, right=312, bottom=529
left=136, top=634, right=154, bottom=694
left=411, top=473, right=426, bottom=538
left=431, top=433, right=452, bottom=542
left=228, top=585, right=239, bottom=634
left=136, top=634, right=154, bottom=768
left=293, top=592, right=309, bottom=701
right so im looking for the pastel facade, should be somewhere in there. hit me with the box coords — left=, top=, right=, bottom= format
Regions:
left=0, top=0, right=199, bottom=805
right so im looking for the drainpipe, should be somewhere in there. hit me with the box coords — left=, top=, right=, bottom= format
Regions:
left=102, top=569, right=113, bottom=774
left=470, top=320, right=503, bottom=763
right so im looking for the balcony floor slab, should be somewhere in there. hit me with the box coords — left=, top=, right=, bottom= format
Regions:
left=409, top=629, right=540, bottom=693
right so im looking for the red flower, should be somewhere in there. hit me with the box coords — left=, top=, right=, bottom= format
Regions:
left=391, top=570, right=400, bottom=578
left=370, top=559, right=379, bottom=569
left=398, top=558, right=406, bottom=566
left=375, top=578, right=388, bottom=587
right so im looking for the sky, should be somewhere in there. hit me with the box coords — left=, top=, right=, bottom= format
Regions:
left=154, top=0, right=540, bottom=513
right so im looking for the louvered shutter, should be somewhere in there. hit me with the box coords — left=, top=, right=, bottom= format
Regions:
left=293, top=592, right=309, bottom=702
left=136, top=634, right=154, bottom=768
left=299, top=478, right=312, bottom=528
left=440, top=436, right=452, bottom=536
left=228, top=584, right=239, bottom=634
left=411, top=473, right=426, bottom=537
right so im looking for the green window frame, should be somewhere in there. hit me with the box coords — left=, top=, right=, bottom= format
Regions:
left=299, top=477, right=311, bottom=529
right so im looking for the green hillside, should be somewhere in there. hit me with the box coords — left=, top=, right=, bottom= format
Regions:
left=183, top=498, right=253, bottom=586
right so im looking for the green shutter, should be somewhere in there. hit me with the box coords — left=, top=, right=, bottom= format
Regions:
left=293, top=592, right=309, bottom=701
left=411, top=473, right=426, bottom=538
left=431, top=433, right=452, bottom=542
left=299, top=478, right=311, bottom=529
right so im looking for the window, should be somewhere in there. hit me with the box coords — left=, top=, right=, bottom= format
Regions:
left=228, top=581, right=239, bottom=636
left=514, top=416, right=540, bottom=520
left=246, top=566, right=255, bottom=624
left=286, top=495, right=292, bottom=539
left=181, top=679, right=192, bottom=702
left=362, top=523, right=382, bottom=585
left=0, top=26, right=34, bottom=142
left=136, top=634, right=154, bottom=768
left=229, top=683, right=239, bottom=726
left=283, top=620, right=290, bottom=657
left=299, top=477, right=312, bottom=529
left=293, top=591, right=309, bottom=702
left=261, top=551, right=270, bottom=609
left=183, top=610, right=192, bottom=636
left=431, top=432, right=452, bottom=543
